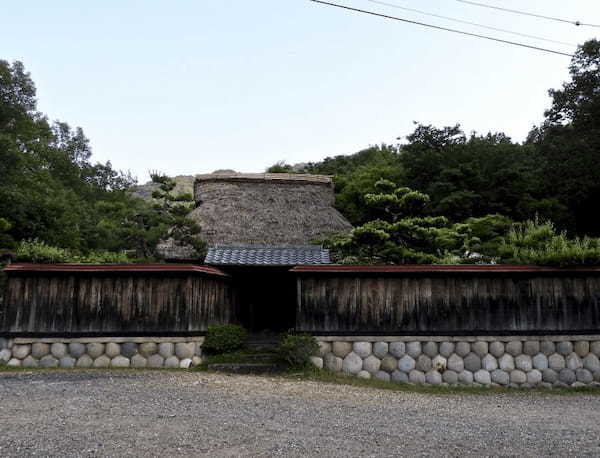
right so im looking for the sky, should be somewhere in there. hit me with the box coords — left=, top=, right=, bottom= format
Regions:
left=2, top=1, right=599, bottom=182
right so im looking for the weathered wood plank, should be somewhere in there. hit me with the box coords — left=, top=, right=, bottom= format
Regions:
left=296, top=273, right=600, bottom=334
left=1, top=272, right=235, bottom=334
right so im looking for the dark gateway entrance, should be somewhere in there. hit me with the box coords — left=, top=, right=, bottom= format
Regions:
left=204, top=245, right=332, bottom=334
left=224, top=266, right=296, bottom=333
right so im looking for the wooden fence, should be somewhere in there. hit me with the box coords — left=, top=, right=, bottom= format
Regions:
left=0, top=264, right=235, bottom=336
left=291, top=265, right=600, bottom=335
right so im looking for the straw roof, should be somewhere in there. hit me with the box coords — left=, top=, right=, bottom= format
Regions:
left=190, top=173, right=352, bottom=246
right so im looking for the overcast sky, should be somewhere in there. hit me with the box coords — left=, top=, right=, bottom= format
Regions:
left=3, top=1, right=599, bottom=182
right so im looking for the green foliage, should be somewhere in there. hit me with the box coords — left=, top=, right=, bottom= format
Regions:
left=400, top=125, right=541, bottom=223
left=497, top=219, right=600, bottom=267
left=328, top=182, right=461, bottom=264
left=267, top=145, right=405, bottom=225
left=0, top=218, right=14, bottom=249
left=203, top=324, right=248, bottom=354
left=266, top=161, right=298, bottom=173
left=5, top=38, right=600, bottom=262
left=527, top=39, right=600, bottom=235
left=328, top=183, right=600, bottom=266
left=277, top=334, right=319, bottom=368
left=0, top=59, right=143, bottom=254
left=15, top=239, right=131, bottom=264
left=150, top=172, right=206, bottom=258
left=15, top=240, right=70, bottom=263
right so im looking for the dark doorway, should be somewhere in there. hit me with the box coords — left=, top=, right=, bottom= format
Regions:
left=224, top=267, right=297, bottom=333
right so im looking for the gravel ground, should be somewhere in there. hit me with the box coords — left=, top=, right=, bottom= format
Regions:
left=1, top=371, right=600, bottom=457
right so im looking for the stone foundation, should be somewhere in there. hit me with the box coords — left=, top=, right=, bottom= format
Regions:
left=0, top=337, right=204, bottom=369
left=313, top=336, right=600, bottom=388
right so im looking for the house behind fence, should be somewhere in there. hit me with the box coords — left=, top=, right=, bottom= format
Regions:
left=1, top=173, right=600, bottom=387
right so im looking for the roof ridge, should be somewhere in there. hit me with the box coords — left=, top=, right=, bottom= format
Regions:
left=195, top=173, right=333, bottom=184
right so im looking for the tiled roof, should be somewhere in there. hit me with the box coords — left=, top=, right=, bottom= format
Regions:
left=204, top=245, right=331, bottom=266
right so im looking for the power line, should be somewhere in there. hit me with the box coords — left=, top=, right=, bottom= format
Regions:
left=364, top=0, right=574, bottom=47
left=309, top=0, right=574, bottom=57
left=457, top=0, right=600, bottom=29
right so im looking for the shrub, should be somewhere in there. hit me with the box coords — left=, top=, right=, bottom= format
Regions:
left=15, top=239, right=131, bottom=264
left=71, top=250, right=131, bottom=264
left=277, top=333, right=319, bottom=368
left=203, top=324, right=248, bottom=354
left=497, top=219, right=600, bottom=267
left=16, top=239, right=70, bottom=263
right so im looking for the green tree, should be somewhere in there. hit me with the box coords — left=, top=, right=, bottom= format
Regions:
left=528, top=39, right=600, bottom=235
left=150, top=173, right=205, bottom=258
left=497, top=219, right=600, bottom=267
left=399, top=125, right=541, bottom=223
left=0, top=218, right=14, bottom=249
left=266, top=161, right=297, bottom=173
left=0, top=59, right=140, bottom=254
left=326, top=180, right=516, bottom=265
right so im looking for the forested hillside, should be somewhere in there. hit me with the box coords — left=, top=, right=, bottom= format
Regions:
left=2, top=39, right=600, bottom=265
left=0, top=60, right=198, bottom=262
left=269, top=41, right=600, bottom=239
left=265, top=40, right=600, bottom=265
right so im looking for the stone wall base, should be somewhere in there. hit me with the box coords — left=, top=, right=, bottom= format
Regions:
left=313, top=336, right=600, bottom=388
left=0, top=337, right=204, bottom=369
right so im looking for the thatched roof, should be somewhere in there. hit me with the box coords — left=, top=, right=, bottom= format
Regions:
left=190, top=173, right=352, bottom=246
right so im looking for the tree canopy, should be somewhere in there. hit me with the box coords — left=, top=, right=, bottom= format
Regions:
left=0, top=59, right=204, bottom=262
left=4, top=38, right=600, bottom=265
left=269, top=39, right=600, bottom=240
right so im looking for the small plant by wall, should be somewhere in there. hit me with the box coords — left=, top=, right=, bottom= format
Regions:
left=203, top=324, right=248, bottom=354
left=277, top=334, right=319, bottom=368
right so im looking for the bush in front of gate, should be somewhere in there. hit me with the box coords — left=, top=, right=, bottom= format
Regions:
left=277, top=334, right=319, bottom=368
left=203, top=324, right=248, bottom=354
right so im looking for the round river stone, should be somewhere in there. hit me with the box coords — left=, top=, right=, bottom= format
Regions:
left=362, top=355, right=381, bottom=374
left=353, top=342, right=372, bottom=359
left=489, top=341, right=504, bottom=358
left=87, top=343, right=105, bottom=359
left=398, top=355, right=416, bottom=373
left=422, top=342, right=438, bottom=358
left=464, top=353, right=481, bottom=372
left=472, top=341, right=488, bottom=357
left=68, top=343, right=86, bottom=358
left=50, top=343, right=67, bottom=359
left=556, top=341, right=573, bottom=356
left=342, top=352, right=363, bottom=375
left=380, top=355, right=398, bottom=373
left=32, top=343, right=50, bottom=359
left=439, top=342, right=454, bottom=357
left=373, top=342, right=388, bottom=358
left=406, top=342, right=421, bottom=358
left=105, top=343, right=121, bottom=358
left=389, top=342, right=406, bottom=358
left=447, top=354, right=464, bottom=373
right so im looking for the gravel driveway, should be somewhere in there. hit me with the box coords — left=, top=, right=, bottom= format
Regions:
left=0, top=370, right=599, bottom=457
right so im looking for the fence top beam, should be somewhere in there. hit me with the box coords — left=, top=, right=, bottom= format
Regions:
left=3, top=263, right=229, bottom=277
left=290, top=264, right=600, bottom=274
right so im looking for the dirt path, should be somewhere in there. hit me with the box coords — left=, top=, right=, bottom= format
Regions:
left=1, top=370, right=599, bottom=457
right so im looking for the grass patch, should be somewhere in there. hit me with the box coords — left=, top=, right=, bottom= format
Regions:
left=278, top=366, right=600, bottom=396
left=1, top=361, right=598, bottom=396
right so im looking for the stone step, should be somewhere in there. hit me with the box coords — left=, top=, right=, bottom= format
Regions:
left=246, top=341, right=280, bottom=350
left=242, top=353, right=276, bottom=360
left=207, top=362, right=282, bottom=374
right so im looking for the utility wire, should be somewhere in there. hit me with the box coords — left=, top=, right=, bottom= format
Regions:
left=310, top=0, right=574, bottom=57
left=365, top=0, right=574, bottom=47
left=457, top=0, right=600, bottom=28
